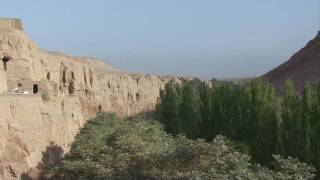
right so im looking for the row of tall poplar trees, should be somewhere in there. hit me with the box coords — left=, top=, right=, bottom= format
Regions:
left=281, top=81, right=320, bottom=173
left=156, top=79, right=320, bottom=173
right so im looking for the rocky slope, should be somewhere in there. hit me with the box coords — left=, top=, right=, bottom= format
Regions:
left=0, top=27, right=178, bottom=179
left=263, top=32, right=320, bottom=93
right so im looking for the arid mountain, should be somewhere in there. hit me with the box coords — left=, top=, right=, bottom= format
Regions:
left=263, top=32, right=320, bottom=93
left=0, top=18, right=180, bottom=179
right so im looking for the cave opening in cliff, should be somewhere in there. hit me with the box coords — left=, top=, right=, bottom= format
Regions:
left=33, top=84, right=39, bottom=94
left=69, top=80, right=75, bottom=94
left=18, top=83, right=22, bottom=91
left=2, top=56, right=11, bottom=71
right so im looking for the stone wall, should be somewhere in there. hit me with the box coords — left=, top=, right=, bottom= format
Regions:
left=0, top=18, right=23, bottom=30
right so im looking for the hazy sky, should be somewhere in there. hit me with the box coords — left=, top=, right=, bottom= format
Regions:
left=1, top=0, right=318, bottom=79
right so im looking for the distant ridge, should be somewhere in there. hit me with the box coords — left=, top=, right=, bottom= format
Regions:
left=262, top=32, right=320, bottom=93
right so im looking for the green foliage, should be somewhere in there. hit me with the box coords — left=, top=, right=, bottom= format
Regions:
left=280, top=80, right=304, bottom=158
left=57, top=113, right=174, bottom=179
left=156, top=79, right=320, bottom=177
left=156, top=79, right=278, bottom=164
left=156, top=82, right=182, bottom=135
left=56, top=113, right=314, bottom=179
left=246, top=80, right=278, bottom=164
left=179, top=81, right=202, bottom=138
left=143, top=135, right=275, bottom=180
left=272, top=155, right=315, bottom=180
left=280, top=81, right=320, bottom=176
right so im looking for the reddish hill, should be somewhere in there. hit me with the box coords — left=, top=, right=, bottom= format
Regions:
left=263, top=32, right=320, bottom=93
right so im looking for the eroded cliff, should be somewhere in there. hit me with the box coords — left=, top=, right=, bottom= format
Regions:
left=0, top=27, right=177, bottom=179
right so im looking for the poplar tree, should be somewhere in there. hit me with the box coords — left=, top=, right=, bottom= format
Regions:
left=247, top=80, right=278, bottom=164
left=199, top=83, right=212, bottom=140
left=281, top=80, right=303, bottom=158
left=301, top=82, right=320, bottom=174
left=179, top=81, right=201, bottom=138
left=156, top=82, right=182, bottom=135
left=302, top=83, right=313, bottom=163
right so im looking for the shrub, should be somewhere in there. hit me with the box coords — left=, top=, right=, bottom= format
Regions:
left=56, top=113, right=315, bottom=179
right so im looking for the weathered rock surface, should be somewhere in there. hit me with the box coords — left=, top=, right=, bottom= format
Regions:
left=0, top=27, right=177, bottom=179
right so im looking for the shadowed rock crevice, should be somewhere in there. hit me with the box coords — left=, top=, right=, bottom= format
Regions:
left=21, top=142, right=63, bottom=180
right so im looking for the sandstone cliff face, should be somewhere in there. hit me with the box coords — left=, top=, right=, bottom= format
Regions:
left=0, top=95, right=85, bottom=179
left=0, top=28, right=177, bottom=179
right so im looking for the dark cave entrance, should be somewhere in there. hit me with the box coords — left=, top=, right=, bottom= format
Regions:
left=68, top=80, right=75, bottom=94
left=33, top=84, right=39, bottom=94
left=2, top=56, right=11, bottom=71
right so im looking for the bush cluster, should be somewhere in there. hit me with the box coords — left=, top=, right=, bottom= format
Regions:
left=56, top=113, right=315, bottom=180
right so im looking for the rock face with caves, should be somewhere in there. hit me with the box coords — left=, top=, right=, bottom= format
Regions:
left=0, top=19, right=179, bottom=179
left=263, top=32, right=320, bottom=93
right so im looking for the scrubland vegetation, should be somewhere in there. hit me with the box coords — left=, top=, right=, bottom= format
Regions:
left=54, top=113, right=313, bottom=180
left=51, top=79, right=320, bottom=179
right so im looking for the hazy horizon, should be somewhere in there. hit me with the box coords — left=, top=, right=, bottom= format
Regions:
left=1, top=0, right=319, bottom=79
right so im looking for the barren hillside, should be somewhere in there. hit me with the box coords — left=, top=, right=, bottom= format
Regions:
left=263, top=32, right=320, bottom=93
